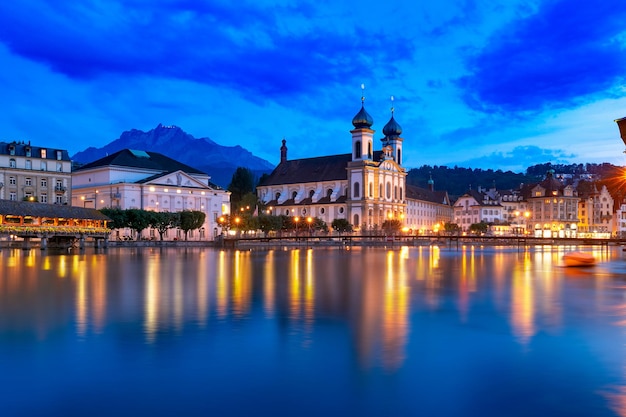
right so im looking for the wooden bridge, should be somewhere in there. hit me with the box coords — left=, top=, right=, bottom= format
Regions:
left=0, top=200, right=110, bottom=249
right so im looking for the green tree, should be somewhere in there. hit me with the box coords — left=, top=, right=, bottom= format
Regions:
left=126, top=209, right=152, bottom=240
left=258, top=215, right=283, bottom=234
left=228, top=167, right=255, bottom=210
left=99, top=208, right=127, bottom=230
left=443, top=222, right=461, bottom=235
left=179, top=210, right=206, bottom=240
left=382, top=219, right=402, bottom=235
left=150, top=211, right=180, bottom=241
left=469, top=221, right=489, bottom=235
left=331, top=218, right=353, bottom=234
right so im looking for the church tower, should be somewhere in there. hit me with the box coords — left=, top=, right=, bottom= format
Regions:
left=350, top=86, right=374, bottom=161
left=381, top=97, right=403, bottom=166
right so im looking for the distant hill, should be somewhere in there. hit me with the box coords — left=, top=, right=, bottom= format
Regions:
left=71, top=124, right=275, bottom=188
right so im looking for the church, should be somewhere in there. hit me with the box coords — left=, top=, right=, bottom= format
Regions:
left=256, top=96, right=452, bottom=233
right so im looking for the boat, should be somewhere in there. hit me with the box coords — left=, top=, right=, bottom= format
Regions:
left=562, top=251, right=596, bottom=267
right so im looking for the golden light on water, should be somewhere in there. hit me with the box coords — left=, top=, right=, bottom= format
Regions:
left=264, top=250, right=276, bottom=318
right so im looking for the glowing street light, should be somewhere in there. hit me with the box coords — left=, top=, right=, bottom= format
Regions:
left=307, top=216, right=313, bottom=234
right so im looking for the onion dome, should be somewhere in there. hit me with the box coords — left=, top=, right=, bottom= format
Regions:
left=352, top=104, right=374, bottom=129
left=382, top=114, right=402, bottom=138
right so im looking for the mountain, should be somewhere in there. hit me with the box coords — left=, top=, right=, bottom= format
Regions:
left=71, top=124, right=275, bottom=188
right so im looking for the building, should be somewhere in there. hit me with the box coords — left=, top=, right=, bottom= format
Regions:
left=256, top=97, right=452, bottom=232
left=522, top=169, right=579, bottom=238
left=71, top=149, right=230, bottom=240
left=578, top=184, right=613, bottom=237
left=0, top=141, right=72, bottom=204
left=405, top=181, right=453, bottom=234
left=453, top=188, right=505, bottom=233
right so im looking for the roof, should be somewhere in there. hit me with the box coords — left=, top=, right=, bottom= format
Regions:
left=0, top=141, right=71, bottom=161
left=406, top=184, right=450, bottom=205
left=74, top=149, right=206, bottom=175
left=0, top=200, right=110, bottom=220
left=259, top=151, right=384, bottom=186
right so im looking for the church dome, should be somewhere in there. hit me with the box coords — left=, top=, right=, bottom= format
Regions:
left=382, top=114, right=402, bottom=138
left=352, top=105, right=374, bottom=129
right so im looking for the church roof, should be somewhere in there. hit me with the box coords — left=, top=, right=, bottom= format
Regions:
left=406, top=185, right=449, bottom=205
left=74, top=149, right=206, bottom=175
left=260, top=151, right=382, bottom=186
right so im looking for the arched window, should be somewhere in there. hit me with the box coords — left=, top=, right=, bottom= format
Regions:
left=327, top=189, right=333, bottom=198
left=309, top=190, right=315, bottom=198
left=354, top=141, right=362, bottom=158
left=353, top=182, right=360, bottom=198
left=353, top=214, right=360, bottom=226
left=369, top=182, right=373, bottom=197
left=397, top=149, right=401, bottom=164
left=292, top=191, right=297, bottom=200
left=386, top=182, right=391, bottom=199
left=368, top=142, right=372, bottom=159
left=394, top=185, right=398, bottom=199
left=400, top=187, right=403, bottom=200
left=9, top=158, right=16, bottom=168
left=275, top=191, right=281, bottom=200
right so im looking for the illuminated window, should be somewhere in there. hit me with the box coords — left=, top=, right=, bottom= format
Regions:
left=41, top=149, right=46, bottom=158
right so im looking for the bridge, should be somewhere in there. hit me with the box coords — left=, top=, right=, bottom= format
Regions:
left=0, top=200, right=110, bottom=249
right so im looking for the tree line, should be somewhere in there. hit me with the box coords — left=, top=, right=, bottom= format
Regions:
left=100, top=208, right=206, bottom=240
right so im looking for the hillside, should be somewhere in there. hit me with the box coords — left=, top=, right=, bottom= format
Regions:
left=72, top=124, right=275, bottom=188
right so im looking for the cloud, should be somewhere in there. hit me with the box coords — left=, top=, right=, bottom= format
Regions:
left=458, top=0, right=626, bottom=114
left=0, top=1, right=415, bottom=100
left=452, top=145, right=576, bottom=172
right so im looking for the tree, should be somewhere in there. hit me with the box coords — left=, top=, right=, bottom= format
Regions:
left=382, top=219, right=402, bottom=235
left=99, top=208, right=127, bottom=230
left=469, top=221, right=489, bottom=235
left=258, top=215, right=283, bottom=234
left=331, top=218, right=353, bottom=234
left=443, top=222, right=461, bottom=235
left=150, top=211, right=180, bottom=241
left=228, top=167, right=255, bottom=210
left=179, top=210, right=206, bottom=240
left=126, top=209, right=152, bottom=240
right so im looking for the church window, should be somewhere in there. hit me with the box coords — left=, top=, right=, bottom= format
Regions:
left=309, top=190, right=315, bottom=199
left=292, top=191, right=297, bottom=200
left=275, top=192, right=281, bottom=200
left=368, top=142, right=372, bottom=158
left=353, top=182, right=360, bottom=198
left=369, top=182, right=373, bottom=197
left=397, top=149, right=401, bottom=164
left=394, top=186, right=398, bottom=199
left=327, top=189, right=333, bottom=198
left=400, top=187, right=403, bottom=200
left=386, top=182, right=391, bottom=199
left=353, top=214, right=360, bottom=226
left=354, top=141, right=362, bottom=158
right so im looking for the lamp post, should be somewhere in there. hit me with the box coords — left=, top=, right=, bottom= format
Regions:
left=307, top=216, right=313, bottom=235
left=294, top=216, right=299, bottom=236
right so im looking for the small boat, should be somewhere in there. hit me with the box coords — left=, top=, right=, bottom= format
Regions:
left=562, top=251, right=596, bottom=267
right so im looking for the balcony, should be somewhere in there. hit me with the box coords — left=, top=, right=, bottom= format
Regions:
left=54, top=185, right=67, bottom=193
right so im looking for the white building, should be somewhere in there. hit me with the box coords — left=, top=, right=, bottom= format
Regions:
left=71, top=149, right=230, bottom=240
left=0, top=141, right=72, bottom=204
left=453, top=189, right=505, bottom=232
left=256, top=97, right=452, bottom=232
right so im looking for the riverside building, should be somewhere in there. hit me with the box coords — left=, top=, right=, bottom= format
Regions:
left=256, top=96, right=452, bottom=233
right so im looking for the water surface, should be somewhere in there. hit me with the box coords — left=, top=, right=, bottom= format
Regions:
left=1, top=245, right=626, bottom=417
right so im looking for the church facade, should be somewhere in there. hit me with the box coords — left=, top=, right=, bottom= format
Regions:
left=256, top=99, right=452, bottom=233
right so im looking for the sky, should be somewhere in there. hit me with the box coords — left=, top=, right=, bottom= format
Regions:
left=1, top=0, right=626, bottom=173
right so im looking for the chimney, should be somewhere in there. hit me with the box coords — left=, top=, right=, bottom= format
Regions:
left=280, top=138, right=288, bottom=163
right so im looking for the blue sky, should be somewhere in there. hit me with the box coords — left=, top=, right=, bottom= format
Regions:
left=1, top=0, right=626, bottom=172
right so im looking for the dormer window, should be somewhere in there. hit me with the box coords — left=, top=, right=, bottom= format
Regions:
left=56, top=150, right=62, bottom=160
left=8, top=145, right=15, bottom=156
left=40, top=149, right=47, bottom=158
left=25, top=147, right=31, bottom=157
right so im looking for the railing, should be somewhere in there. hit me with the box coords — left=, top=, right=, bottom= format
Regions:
left=54, top=185, right=67, bottom=192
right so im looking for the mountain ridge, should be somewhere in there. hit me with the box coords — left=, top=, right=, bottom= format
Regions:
left=72, top=124, right=275, bottom=187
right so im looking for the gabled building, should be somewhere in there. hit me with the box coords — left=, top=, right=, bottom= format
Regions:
left=453, top=188, right=504, bottom=232
left=0, top=141, right=72, bottom=204
left=578, top=184, right=613, bottom=236
left=522, top=169, right=578, bottom=237
left=256, top=97, right=451, bottom=232
left=71, top=149, right=230, bottom=240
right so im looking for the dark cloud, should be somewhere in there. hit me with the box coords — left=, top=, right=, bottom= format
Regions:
left=458, top=0, right=626, bottom=114
left=0, top=1, right=414, bottom=100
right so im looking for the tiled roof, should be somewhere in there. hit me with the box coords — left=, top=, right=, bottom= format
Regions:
left=0, top=200, right=110, bottom=220
left=259, top=151, right=384, bottom=186
left=74, top=149, right=205, bottom=175
left=0, top=141, right=70, bottom=161
left=406, top=185, right=450, bottom=205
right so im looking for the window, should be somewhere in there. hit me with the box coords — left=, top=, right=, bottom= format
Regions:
left=353, top=214, right=360, bottom=226
left=320, top=208, right=325, bottom=214
left=9, top=159, right=16, bottom=168
left=25, top=148, right=31, bottom=157
left=40, top=194, right=47, bottom=203
left=41, top=161, right=47, bottom=170
left=339, top=207, right=344, bottom=214
left=41, top=179, right=47, bottom=187
left=55, top=195, right=63, bottom=204
left=9, top=146, right=15, bottom=156
left=41, top=149, right=47, bottom=158
left=57, top=162, right=63, bottom=172
left=9, top=192, right=16, bottom=201
left=25, top=160, right=31, bottom=170
left=309, top=190, right=315, bottom=199
left=353, top=182, right=360, bottom=198
left=56, top=150, right=62, bottom=160
left=25, top=178, right=32, bottom=186
left=386, top=182, right=391, bottom=199
left=354, top=140, right=361, bottom=158
left=397, top=149, right=401, bottom=164
left=9, top=176, right=16, bottom=185
left=369, top=182, right=373, bottom=197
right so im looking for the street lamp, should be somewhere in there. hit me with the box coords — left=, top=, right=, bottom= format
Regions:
left=294, top=216, right=300, bottom=235
left=307, top=216, right=313, bottom=234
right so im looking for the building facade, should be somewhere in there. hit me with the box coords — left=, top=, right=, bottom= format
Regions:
left=256, top=98, right=452, bottom=232
left=71, top=149, right=230, bottom=240
left=0, top=141, right=72, bottom=204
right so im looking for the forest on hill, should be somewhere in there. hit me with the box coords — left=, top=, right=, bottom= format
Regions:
left=407, top=162, right=624, bottom=200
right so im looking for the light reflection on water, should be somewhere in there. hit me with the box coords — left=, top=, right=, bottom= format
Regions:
left=1, top=245, right=626, bottom=416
